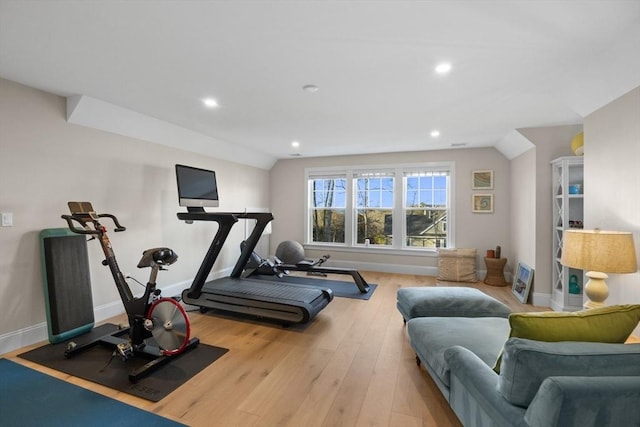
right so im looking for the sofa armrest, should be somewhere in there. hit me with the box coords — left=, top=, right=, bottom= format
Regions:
left=524, top=376, right=640, bottom=427
left=444, top=346, right=527, bottom=427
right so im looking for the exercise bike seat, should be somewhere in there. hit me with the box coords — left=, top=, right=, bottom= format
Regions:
left=137, top=247, right=178, bottom=268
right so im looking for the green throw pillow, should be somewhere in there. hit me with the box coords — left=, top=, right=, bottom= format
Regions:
left=493, top=304, right=640, bottom=373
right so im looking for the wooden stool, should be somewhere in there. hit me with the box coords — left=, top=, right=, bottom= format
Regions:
left=484, top=257, right=508, bottom=286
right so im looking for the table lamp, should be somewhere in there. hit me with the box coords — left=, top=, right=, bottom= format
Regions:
left=561, top=229, right=637, bottom=309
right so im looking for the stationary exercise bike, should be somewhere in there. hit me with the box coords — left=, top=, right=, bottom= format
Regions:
left=61, top=202, right=199, bottom=381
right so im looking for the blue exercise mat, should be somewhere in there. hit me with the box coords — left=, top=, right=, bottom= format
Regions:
left=0, top=358, right=184, bottom=426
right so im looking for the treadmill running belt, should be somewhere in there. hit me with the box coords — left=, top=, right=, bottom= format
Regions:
left=203, top=278, right=328, bottom=303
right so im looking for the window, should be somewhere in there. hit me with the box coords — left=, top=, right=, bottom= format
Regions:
left=355, top=172, right=394, bottom=246
left=306, top=163, right=453, bottom=250
left=309, top=175, right=346, bottom=243
left=404, top=170, right=449, bottom=248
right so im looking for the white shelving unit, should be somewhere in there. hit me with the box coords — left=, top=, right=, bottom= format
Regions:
left=551, top=156, right=584, bottom=312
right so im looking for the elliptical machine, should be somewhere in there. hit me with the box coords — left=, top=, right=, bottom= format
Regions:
left=61, top=202, right=199, bottom=381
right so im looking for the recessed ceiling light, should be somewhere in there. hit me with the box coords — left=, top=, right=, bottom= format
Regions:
left=435, top=62, right=452, bottom=74
left=430, top=130, right=441, bottom=138
left=202, top=98, right=218, bottom=108
left=302, top=85, right=319, bottom=93
left=291, top=141, right=300, bottom=148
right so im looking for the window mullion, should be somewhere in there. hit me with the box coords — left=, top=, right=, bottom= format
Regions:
left=345, top=170, right=354, bottom=246
left=393, top=167, right=403, bottom=249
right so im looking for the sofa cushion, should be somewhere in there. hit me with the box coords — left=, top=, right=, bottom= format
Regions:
left=493, top=304, right=640, bottom=372
left=524, top=376, right=640, bottom=427
left=397, top=287, right=511, bottom=321
left=407, top=316, right=510, bottom=388
left=497, top=338, right=640, bottom=407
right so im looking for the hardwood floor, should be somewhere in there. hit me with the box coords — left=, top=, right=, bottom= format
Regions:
left=4, top=272, right=546, bottom=426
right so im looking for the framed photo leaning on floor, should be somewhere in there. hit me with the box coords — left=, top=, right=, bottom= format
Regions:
left=512, top=262, right=534, bottom=303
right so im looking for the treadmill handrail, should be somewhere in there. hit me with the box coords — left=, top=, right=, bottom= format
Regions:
left=177, top=211, right=273, bottom=222
left=177, top=211, right=274, bottom=299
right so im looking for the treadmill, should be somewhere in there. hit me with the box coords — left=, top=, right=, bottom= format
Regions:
left=178, top=210, right=333, bottom=324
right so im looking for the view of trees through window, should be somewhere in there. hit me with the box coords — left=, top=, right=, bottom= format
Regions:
left=356, top=174, right=394, bottom=245
left=308, top=166, right=450, bottom=248
left=310, top=178, right=346, bottom=243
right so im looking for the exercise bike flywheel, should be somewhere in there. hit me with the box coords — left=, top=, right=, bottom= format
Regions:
left=147, top=298, right=191, bottom=356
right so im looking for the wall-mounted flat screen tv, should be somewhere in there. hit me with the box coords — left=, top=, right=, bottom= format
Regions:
left=175, top=164, right=219, bottom=208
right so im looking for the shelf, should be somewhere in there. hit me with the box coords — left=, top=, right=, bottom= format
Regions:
left=550, top=156, right=584, bottom=312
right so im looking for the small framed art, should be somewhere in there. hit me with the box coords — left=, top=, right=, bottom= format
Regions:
left=512, top=262, right=534, bottom=303
left=472, top=170, right=494, bottom=189
left=472, top=194, right=493, bottom=213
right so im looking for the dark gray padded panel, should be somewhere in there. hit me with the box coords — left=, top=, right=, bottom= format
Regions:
left=40, top=229, right=94, bottom=341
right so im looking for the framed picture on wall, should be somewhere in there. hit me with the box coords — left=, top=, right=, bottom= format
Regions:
left=512, top=262, right=534, bottom=303
left=472, top=170, right=494, bottom=189
left=472, top=194, right=493, bottom=213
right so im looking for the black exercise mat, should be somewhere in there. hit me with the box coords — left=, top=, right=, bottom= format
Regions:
left=18, top=324, right=228, bottom=402
left=251, top=275, right=377, bottom=300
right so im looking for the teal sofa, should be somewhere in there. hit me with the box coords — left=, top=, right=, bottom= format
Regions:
left=398, top=288, right=640, bottom=427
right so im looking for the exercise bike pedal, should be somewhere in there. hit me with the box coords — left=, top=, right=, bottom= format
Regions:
left=116, top=342, right=134, bottom=360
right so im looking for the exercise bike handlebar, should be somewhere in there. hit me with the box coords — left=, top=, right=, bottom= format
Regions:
left=61, top=213, right=126, bottom=235
left=97, top=213, right=127, bottom=232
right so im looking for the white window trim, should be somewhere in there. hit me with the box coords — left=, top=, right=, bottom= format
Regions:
left=305, top=161, right=455, bottom=251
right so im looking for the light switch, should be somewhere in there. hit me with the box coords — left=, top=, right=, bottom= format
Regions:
left=1, top=212, right=13, bottom=227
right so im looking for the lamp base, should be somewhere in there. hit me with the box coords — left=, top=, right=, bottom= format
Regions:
left=583, top=271, right=609, bottom=309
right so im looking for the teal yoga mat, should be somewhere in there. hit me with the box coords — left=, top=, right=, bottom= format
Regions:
left=0, top=358, right=184, bottom=426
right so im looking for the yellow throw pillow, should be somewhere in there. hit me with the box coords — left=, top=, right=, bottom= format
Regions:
left=493, top=304, right=640, bottom=373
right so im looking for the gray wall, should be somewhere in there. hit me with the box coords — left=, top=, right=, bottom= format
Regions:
left=513, top=125, right=583, bottom=304
left=270, top=148, right=512, bottom=274
left=0, top=78, right=270, bottom=352
left=584, top=87, right=640, bottom=330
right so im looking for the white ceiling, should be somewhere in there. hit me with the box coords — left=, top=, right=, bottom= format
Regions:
left=1, top=1, right=640, bottom=169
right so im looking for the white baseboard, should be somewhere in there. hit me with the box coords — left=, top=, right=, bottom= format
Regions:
left=326, top=259, right=438, bottom=276
left=531, top=292, right=552, bottom=308
left=0, top=323, right=49, bottom=356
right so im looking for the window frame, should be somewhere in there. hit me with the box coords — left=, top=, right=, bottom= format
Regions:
left=305, top=162, right=455, bottom=252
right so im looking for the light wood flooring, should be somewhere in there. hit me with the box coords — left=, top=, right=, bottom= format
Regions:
left=4, top=272, right=547, bottom=427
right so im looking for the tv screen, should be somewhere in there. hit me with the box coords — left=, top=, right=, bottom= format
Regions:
left=175, top=164, right=219, bottom=208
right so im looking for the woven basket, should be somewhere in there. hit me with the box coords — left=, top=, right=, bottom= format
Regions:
left=437, top=248, right=477, bottom=282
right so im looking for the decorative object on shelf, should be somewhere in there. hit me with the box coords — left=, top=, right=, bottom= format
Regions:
left=568, top=220, right=583, bottom=229
left=484, top=257, right=508, bottom=287
left=495, top=245, right=501, bottom=259
left=568, top=184, right=582, bottom=194
left=571, top=132, right=584, bottom=156
left=561, top=229, right=637, bottom=309
left=472, top=170, right=494, bottom=189
left=569, top=274, right=581, bottom=294
left=512, top=262, right=534, bottom=303
left=472, top=194, right=494, bottom=213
